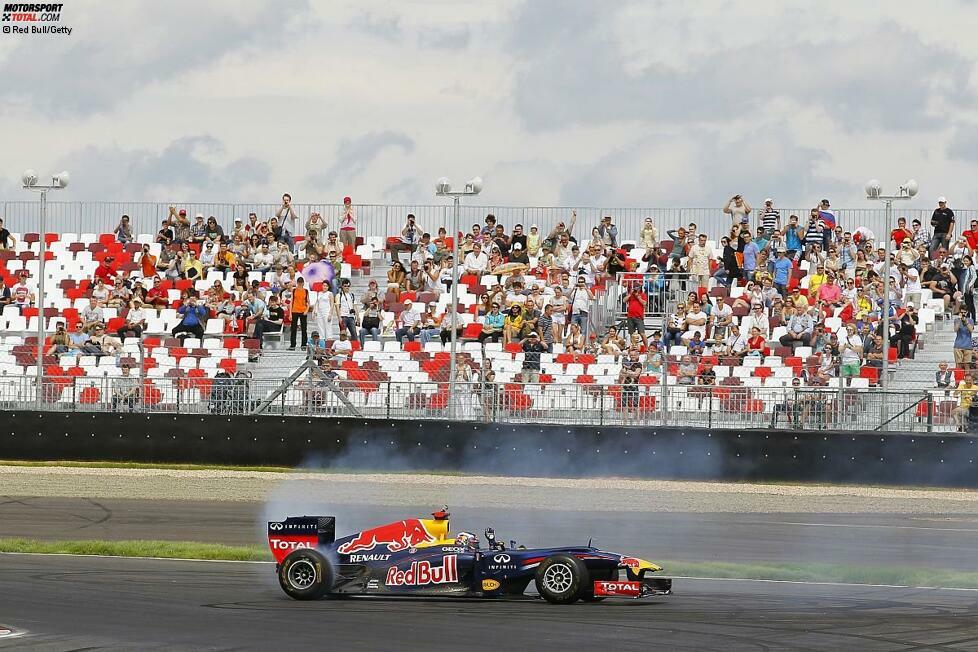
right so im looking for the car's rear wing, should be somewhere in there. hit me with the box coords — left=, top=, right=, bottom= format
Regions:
left=267, top=516, right=335, bottom=563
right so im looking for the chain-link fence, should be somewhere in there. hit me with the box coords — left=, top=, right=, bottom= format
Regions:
left=0, top=374, right=963, bottom=433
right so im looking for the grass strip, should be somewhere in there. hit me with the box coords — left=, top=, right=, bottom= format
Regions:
left=0, top=538, right=268, bottom=562
left=3, top=538, right=978, bottom=589
left=0, top=460, right=466, bottom=476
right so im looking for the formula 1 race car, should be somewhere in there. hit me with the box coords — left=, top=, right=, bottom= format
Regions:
left=267, top=509, right=672, bottom=604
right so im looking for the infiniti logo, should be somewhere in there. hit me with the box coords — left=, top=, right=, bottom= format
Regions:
left=269, top=522, right=284, bottom=530
left=493, top=554, right=511, bottom=563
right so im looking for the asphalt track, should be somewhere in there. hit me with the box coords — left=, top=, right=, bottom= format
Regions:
left=4, top=497, right=978, bottom=571
left=2, top=554, right=978, bottom=651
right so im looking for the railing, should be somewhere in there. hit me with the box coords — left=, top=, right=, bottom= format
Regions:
left=0, top=375, right=961, bottom=433
left=3, top=200, right=977, bottom=250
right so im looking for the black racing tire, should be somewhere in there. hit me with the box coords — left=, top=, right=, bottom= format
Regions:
left=534, top=554, right=588, bottom=605
left=581, top=567, right=616, bottom=602
left=278, top=549, right=334, bottom=601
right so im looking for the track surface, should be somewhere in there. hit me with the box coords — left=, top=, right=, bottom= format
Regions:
left=4, top=497, right=978, bottom=570
left=1, top=554, right=977, bottom=651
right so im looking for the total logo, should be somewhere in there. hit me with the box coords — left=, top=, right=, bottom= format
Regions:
left=593, top=580, right=641, bottom=597
left=349, top=553, right=391, bottom=562
left=385, top=555, right=458, bottom=587
left=269, top=538, right=313, bottom=551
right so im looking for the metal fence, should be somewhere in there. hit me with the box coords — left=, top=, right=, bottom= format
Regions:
left=0, top=374, right=962, bottom=433
left=3, top=200, right=978, bottom=249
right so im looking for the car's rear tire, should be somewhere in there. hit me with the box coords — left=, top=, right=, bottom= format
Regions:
left=535, top=554, right=587, bottom=605
left=278, top=549, right=333, bottom=601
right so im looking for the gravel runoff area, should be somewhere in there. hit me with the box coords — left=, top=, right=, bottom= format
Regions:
left=4, top=465, right=978, bottom=514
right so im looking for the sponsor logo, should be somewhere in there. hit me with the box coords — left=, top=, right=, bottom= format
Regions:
left=441, top=546, right=465, bottom=553
left=268, top=537, right=313, bottom=551
left=268, top=521, right=316, bottom=532
left=367, top=579, right=379, bottom=589
left=593, top=581, right=641, bottom=597
left=620, top=556, right=643, bottom=569
left=2, top=3, right=71, bottom=36
left=385, top=555, right=458, bottom=587
left=349, top=553, right=391, bottom=562
left=337, top=519, right=435, bottom=554
left=481, top=579, right=501, bottom=591
left=493, top=554, right=511, bottom=563
left=269, top=522, right=284, bottom=531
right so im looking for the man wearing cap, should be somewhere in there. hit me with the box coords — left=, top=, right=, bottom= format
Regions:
left=931, top=197, right=955, bottom=257
left=761, top=199, right=780, bottom=235
left=169, top=207, right=190, bottom=243
left=418, top=303, right=442, bottom=345
left=597, top=215, right=618, bottom=248
left=509, top=241, right=529, bottom=265
left=723, top=194, right=752, bottom=226
left=94, top=255, right=117, bottom=286
left=338, top=197, right=357, bottom=248
left=395, top=299, right=422, bottom=343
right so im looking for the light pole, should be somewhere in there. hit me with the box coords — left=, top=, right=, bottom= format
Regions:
left=865, top=178, right=917, bottom=430
left=435, top=176, right=483, bottom=419
left=21, top=169, right=70, bottom=402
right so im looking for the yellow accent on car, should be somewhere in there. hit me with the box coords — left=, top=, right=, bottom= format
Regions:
left=482, top=579, right=501, bottom=591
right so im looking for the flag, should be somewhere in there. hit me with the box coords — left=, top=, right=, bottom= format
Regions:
left=818, top=210, right=836, bottom=230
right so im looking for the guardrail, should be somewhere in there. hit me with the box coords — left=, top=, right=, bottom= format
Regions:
left=0, top=375, right=961, bottom=433
left=3, top=200, right=977, bottom=251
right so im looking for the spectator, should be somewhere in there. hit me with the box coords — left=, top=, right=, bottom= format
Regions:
left=597, top=215, right=618, bottom=248
left=544, top=210, right=578, bottom=250
left=86, top=323, right=122, bottom=355
left=0, top=217, right=17, bottom=249
left=0, top=277, right=10, bottom=310
left=359, top=297, right=382, bottom=345
left=438, top=305, right=464, bottom=345
left=687, top=233, right=713, bottom=290
left=954, top=307, right=974, bottom=371
left=199, top=240, right=217, bottom=270
left=94, top=255, right=117, bottom=285
left=253, top=244, right=274, bottom=272
left=45, top=323, right=72, bottom=357
left=739, top=230, right=759, bottom=281
left=390, top=214, right=421, bottom=265
left=953, top=372, right=978, bottom=432
left=252, top=294, right=285, bottom=347
left=172, top=295, right=209, bottom=340
left=509, top=242, right=529, bottom=265
left=395, top=299, right=421, bottom=343
left=337, top=279, right=360, bottom=339
left=745, top=326, right=767, bottom=357
left=81, top=298, right=105, bottom=333
left=386, top=261, right=407, bottom=300
left=189, top=213, right=207, bottom=244
left=463, top=242, right=489, bottom=275
left=760, top=198, right=780, bottom=235
left=839, top=323, right=863, bottom=386
left=479, top=303, right=505, bottom=344
left=722, top=194, right=752, bottom=226
left=322, top=231, right=343, bottom=259
left=204, top=216, right=225, bottom=243
left=772, top=248, right=793, bottom=295
left=407, top=260, right=427, bottom=292
left=519, top=332, right=547, bottom=383
left=740, top=303, right=770, bottom=339
left=568, top=276, right=594, bottom=337
left=681, top=301, right=708, bottom=344
left=714, top=236, right=739, bottom=287
left=289, top=277, right=310, bottom=350
left=638, top=217, right=659, bottom=250
left=618, top=351, right=642, bottom=421
left=112, top=366, right=140, bottom=413
left=526, top=225, right=541, bottom=256
left=418, top=305, right=442, bottom=345
left=338, top=197, right=357, bottom=248
left=677, top=354, right=698, bottom=384
left=779, top=304, right=813, bottom=351
left=114, top=214, right=133, bottom=243
left=930, top=196, right=954, bottom=257
left=118, top=300, right=147, bottom=340
left=892, top=304, right=918, bottom=359
left=502, top=304, right=524, bottom=345
left=936, top=362, right=954, bottom=389
left=911, top=219, right=930, bottom=250
left=274, top=193, right=298, bottom=248
left=331, top=330, right=353, bottom=359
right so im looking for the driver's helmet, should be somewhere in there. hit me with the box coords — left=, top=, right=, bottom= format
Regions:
left=455, top=531, right=478, bottom=550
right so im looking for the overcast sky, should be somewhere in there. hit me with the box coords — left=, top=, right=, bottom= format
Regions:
left=2, top=0, right=977, bottom=210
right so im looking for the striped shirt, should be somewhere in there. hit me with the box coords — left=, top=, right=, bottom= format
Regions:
left=804, top=222, right=822, bottom=246
left=761, top=208, right=780, bottom=232
left=537, top=314, right=554, bottom=344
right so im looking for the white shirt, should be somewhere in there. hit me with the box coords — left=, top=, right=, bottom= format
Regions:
left=684, top=310, right=708, bottom=335
left=316, top=291, right=336, bottom=319
left=199, top=248, right=216, bottom=265
left=463, top=251, right=488, bottom=272
left=400, top=310, right=421, bottom=328
left=253, top=252, right=274, bottom=268
left=712, top=303, right=733, bottom=325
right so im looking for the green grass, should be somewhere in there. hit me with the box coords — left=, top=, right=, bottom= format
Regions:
left=0, top=460, right=468, bottom=476
left=4, top=538, right=978, bottom=589
left=0, top=538, right=269, bottom=561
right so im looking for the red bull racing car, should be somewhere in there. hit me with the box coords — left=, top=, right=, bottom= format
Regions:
left=267, top=510, right=672, bottom=604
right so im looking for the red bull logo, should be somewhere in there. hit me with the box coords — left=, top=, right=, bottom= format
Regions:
left=385, top=555, right=458, bottom=586
left=620, top=556, right=642, bottom=569
left=337, top=519, right=435, bottom=554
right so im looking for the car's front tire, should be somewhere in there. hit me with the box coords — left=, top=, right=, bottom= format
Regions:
left=278, top=548, right=333, bottom=600
left=535, top=554, right=587, bottom=604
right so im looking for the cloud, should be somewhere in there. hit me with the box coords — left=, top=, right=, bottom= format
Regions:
left=0, top=0, right=313, bottom=117
left=509, top=2, right=973, bottom=132
left=428, top=26, right=471, bottom=50
left=348, top=11, right=402, bottom=39
left=311, top=130, right=415, bottom=186
left=558, top=124, right=851, bottom=207
left=947, top=122, right=978, bottom=162
left=382, top=177, right=425, bottom=203
left=53, top=135, right=271, bottom=201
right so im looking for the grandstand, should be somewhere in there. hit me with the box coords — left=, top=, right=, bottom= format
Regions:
left=0, top=199, right=972, bottom=432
